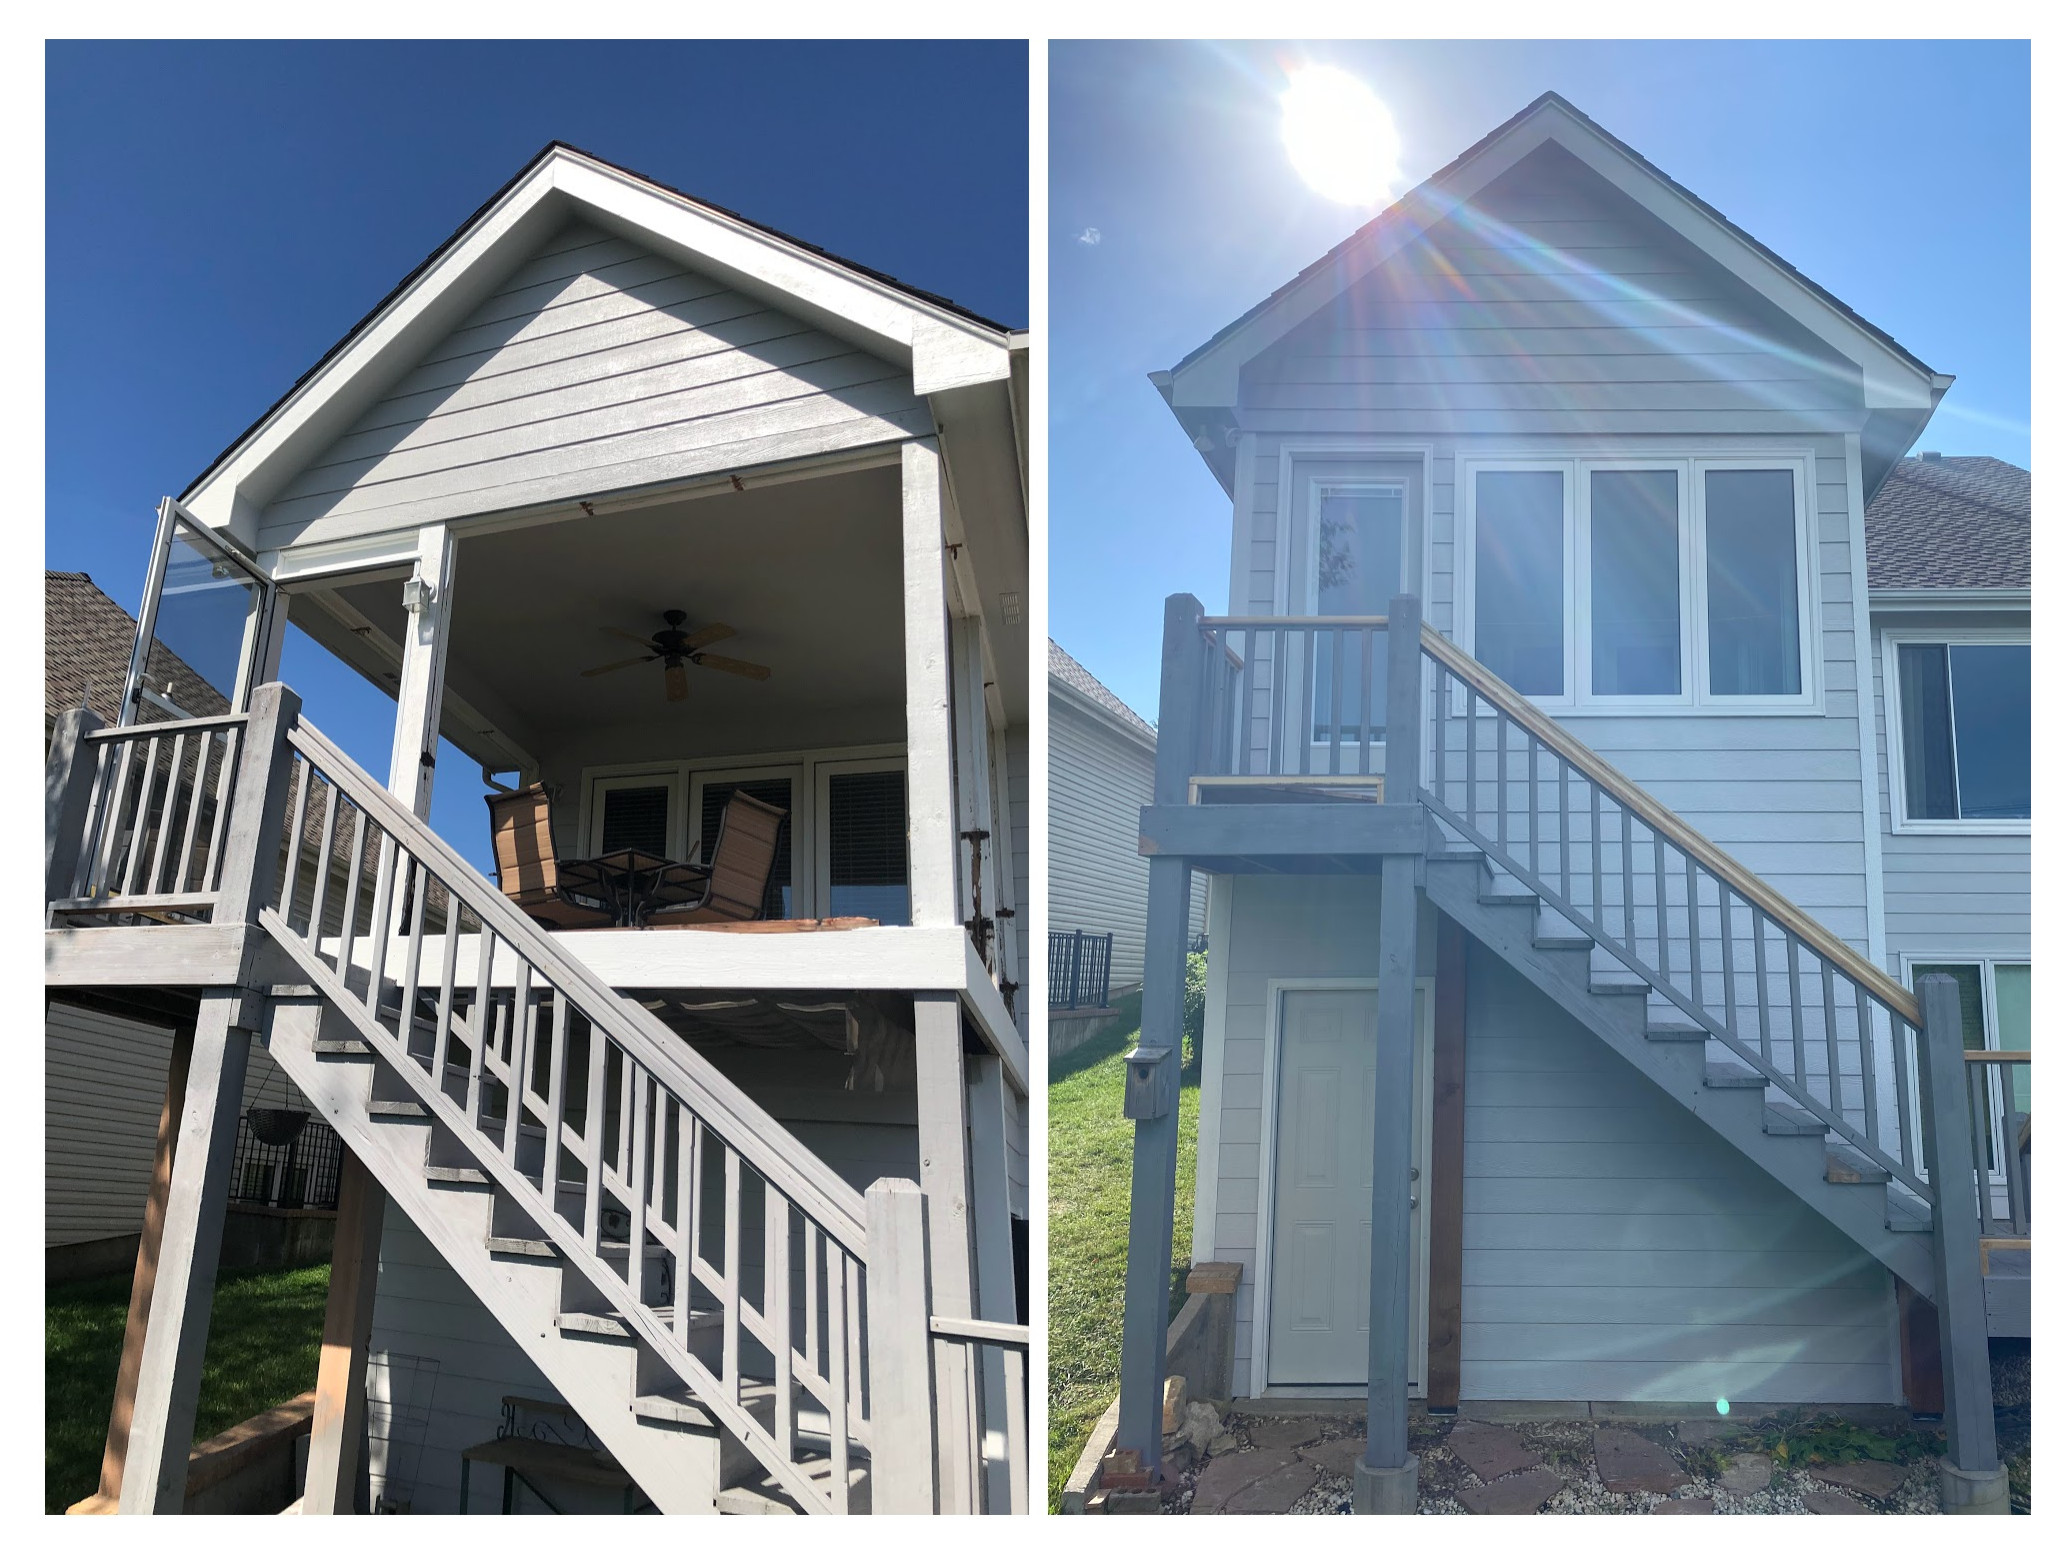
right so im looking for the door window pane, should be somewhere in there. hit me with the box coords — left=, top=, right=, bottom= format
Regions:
left=1311, top=487, right=1400, bottom=740
left=1995, top=964, right=2031, bottom=1113
left=1897, top=644, right=1958, bottom=819
left=1590, top=469, right=1681, bottom=696
left=1474, top=470, right=1565, bottom=695
left=701, top=778, right=793, bottom=918
left=827, top=769, right=909, bottom=925
left=599, top=785, right=670, bottom=857
left=135, top=526, right=262, bottom=722
left=1950, top=645, right=2031, bottom=820
left=1704, top=469, right=1801, bottom=696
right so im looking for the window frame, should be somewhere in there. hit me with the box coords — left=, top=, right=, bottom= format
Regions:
left=1456, top=451, right=1821, bottom=714
left=813, top=754, right=913, bottom=925
left=688, top=763, right=808, bottom=916
left=1882, top=627, right=2032, bottom=836
left=1294, top=477, right=1411, bottom=763
left=582, top=766, right=690, bottom=859
left=1898, top=952, right=2031, bottom=1189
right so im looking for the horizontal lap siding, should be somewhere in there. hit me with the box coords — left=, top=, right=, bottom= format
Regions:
left=1048, top=698, right=1157, bottom=990
left=1461, top=946, right=1895, bottom=1403
left=259, top=221, right=929, bottom=546
left=1869, top=612, right=2030, bottom=964
left=46, top=1003, right=305, bottom=1248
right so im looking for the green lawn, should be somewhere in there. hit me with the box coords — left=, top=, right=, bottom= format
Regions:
left=1046, top=988, right=1200, bottom=1511
left=46, top=1261, right=330, bottom=1514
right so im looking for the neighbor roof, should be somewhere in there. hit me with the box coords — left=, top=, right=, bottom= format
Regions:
left=1866, top=455, right=2030, bottom=592
left=1050, top=639, right=1154, bottom=744
left=45, top=572, right=230, bottom=727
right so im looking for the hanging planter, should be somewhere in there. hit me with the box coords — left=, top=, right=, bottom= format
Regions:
left=246, top=1107, right=310, bottom=1147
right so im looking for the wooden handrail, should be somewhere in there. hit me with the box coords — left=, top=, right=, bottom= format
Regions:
left=1201, top=614, right=1391, bottom=628
left=83, top=712, right=247, bottom=741
left=1965, top=1050, right=2031, bottom=1065
left=1419, top=625, right=1923, bottom=1029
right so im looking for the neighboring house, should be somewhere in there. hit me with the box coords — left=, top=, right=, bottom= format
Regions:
left=1047, top=640, right=1203, bottom=1040
left=46, top=144, right=1030, bottom=1515
left=1110, top=93, right=2022, bottom=1514
left=45, top=573, right=332, bottom=1280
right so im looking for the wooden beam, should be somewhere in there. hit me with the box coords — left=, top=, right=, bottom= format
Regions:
left=93, top=1021, right=194, bottom=1503
left=301, top=1148, right=386, bottom=1514
left=862, top=1180, right=937, bottom=1513
left=1139, top=802, right=1426, bottom=860
left=913, top=990, right=974, bottom=1509
left=1896, top=1276, right=1944, bottom=1416
left=901, top=439, right=958, bottom=928
left=43, top=925, right=249, bottom=987
left=1425, top=916, right=1467, bottom=1411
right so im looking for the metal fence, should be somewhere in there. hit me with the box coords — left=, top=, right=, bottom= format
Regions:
left=229, top=1114, right=344, bottom=1210
left=1049, top=930, right=1114, bottom=1012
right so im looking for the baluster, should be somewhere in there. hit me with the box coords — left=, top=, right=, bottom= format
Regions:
left=1821, top=964, right=1842, bottom=1121
left=1719, top=884, right=1737, bottom=1045
left=202, top=725, right=242, bottom=891
left=618, top=1041, right=637, bottom=1183
left=1556, top=762, right=1568, bottom=903
left=805, top=1224, right=822, bottom=1389
left=582, top=1024, right=610, bottom=1248
left=1328, top=625, right=1344, bottom=777
left=1296, top=627, right=1312, bottom=777
left=1358, top=627, right=1374, bottom=774
left=365, top=835, right=399, bottom=1019
left=466, top=928, right=496, bottom=1124
left=276, top=751, right=311, bottom=914
left=1238, top=630, right=1259, bottom=776
left=627, top=1068, right=652, bottom=1302
left=722, top=1147, right=743, bottom=1394
left=1526, top=736, right=1539, bottom=883
left=172, top=734, right=210, bottom=896
left=2003, top=1064, right=2027, bottom=1235
left=431, top=885, right=463, bottom=1092
left=768, top=1188, right=794, bottom=1462
left=396, top=859, right=430, bottom=1056
left=1753, top=910, right=1772, bottom=1071
left=1267, top=626, right=1286, bottom=777
left=118, top=735, right=166, bottom=898
left=149, top=733, right=189, bottom=896
left=1685, top=856, right=1702, bottom=1010
left=1619, top=808, right=1635, bottom=956
left=1004, top=1345, right=1029, bottom=1515
left=303, top=774, right=338, bottom=947
left=1966, top=1065, right=1994, bottom=1228
left=1856, top=985, right=1880, bottom=1159
left=845, top=1253, right=865, bottom=1432
left=1785, top=935, right=1806, bottom=1094
left=1431, top=664, right=1447, bottom=808
left=1496, top=716, right=1508, bottom=856
left=541, top=995, right=571, bottom=1195
left=827, top=1251, right=851, bottom=1502
left=1653, top=829, right=1669, bottom=981
left=675, top=1110, right=698, bottom=1348
left=1465, top=683, right=1478, bottom=834
left=504, top=963, right=536, bottom=1165
left=92, top=740, right=139, bottom=898
left=1588, top=782, right=1603, bottom=930
left=1891, top=1010, right=1919, bottom=1183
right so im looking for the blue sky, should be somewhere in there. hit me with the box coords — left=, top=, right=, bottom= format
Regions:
left=45, top=39, right=1027, bottom=869
left=1050, top=39, right=2031, bottom=722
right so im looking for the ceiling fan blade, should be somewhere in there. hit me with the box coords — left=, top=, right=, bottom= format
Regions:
left=665, top=662, right=690, bottom=702
left=694, top=652, right=772, bottom=681
left=602, top=626, right=662, bottom=650
left=579, top=655, right=655, bottom=678
left=680, top=621, right=736, bottom=651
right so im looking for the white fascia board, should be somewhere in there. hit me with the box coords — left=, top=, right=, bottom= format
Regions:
left=1169, top=101, right=1934, bottom=413
left=552, top=156, right=1008, bottom=396
left=1868, top=588, right=2030, bottom=612
left=1050, top=676, right=1157, bottom=754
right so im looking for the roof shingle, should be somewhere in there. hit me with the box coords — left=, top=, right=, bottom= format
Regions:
left=1865, top=455, right=2029, bottom=591
left=1049, top=639, right=1154, bottom=743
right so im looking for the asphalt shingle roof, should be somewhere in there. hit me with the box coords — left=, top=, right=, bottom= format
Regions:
left=1049, top=639, right=1154, bottom=743
left=1865, top=455, right=2029, bottom=591
left=45, top=571, right=231, bottom=727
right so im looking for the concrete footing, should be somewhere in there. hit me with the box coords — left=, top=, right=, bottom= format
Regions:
left=1353, top=1454, right=1419, bottom=1514
left=1939, top=1458, right=2010, bottom=1515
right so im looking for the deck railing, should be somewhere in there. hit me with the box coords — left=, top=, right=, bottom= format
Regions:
left=1049, top=930, right=1114, bottom=1012
left=929, top=1314, right=1029, bottom=1516
left=1194, top=617, right=1392, bottom=784
left=1966, top=1050, right=2031, bottom=1240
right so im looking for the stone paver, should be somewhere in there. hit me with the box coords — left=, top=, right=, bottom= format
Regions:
left=1296, top=1439, right=1365, bottom=1480
left=1719, top=1453, right=1774, bottom=1494
left=1804, top=1487, right=1871, bottom=1515
left=1458, top=1467, right=1564, bottom=1515
left=1809, top=1460, right=1906, bottom=1499
left=1189, top=1448, right=1302, bottom=1514
left=1676, top=1419, right=1736, bottom=1445
left=1245, top=1417, right=1323, bottom=1450
left=1446, top=1421, right=1542, bottom=1482
left=1221, top=1462, right=1321, bottom=1514
left=1593, top=1428, right=1688, bottom=1495
left=1652, top=1497, right=1716, bottom=1514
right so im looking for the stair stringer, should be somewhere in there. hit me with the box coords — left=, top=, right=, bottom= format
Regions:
left=1422, top=852, right=1936, bottom=1298
left=265, top=994, right=730, bottom=1515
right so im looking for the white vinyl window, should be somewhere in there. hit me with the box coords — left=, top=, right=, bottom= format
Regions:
left=1458, top=454, right=1817, bottom=711
left=1902, top=956, right=2030, bottom=1182
left=586, top=770, right=687, bottom=859
left=1884, top=633, right=2031, bottom=833
left=814, top=758, right=912, bottom=926
left=689, top=765, right=805, bottom=918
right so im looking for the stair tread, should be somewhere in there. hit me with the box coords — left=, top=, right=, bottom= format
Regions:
left=561, top=1304, right=721, bottom=1340
left=1885, top=1185, right=1933, bottom=1233
left=1647, top=1021, right=1707, bottom=1041
left=1705, top=1063, right=1766, bottom=1089
left=1764, top=1103, right=1830, bottom=1137
left=1824, top=1143, right=1891, bottom=1185
left=425, top=1164, right=490, bottom=1185
left=368, top=1098, right=430, bottom=1117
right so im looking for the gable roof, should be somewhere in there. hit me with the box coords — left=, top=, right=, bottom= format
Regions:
left=45, top=571, right=229, bottom=727
left=1050, top=639, right=1155, bottom=746
left=181, top=142, right=1016, bottom=543
left=1866, top=455, right=2029, bottom=592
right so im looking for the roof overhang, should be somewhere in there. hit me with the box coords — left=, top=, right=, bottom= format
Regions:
left=1868, top=587, right=2029, bottom=612
left=183, top=145, right=1014, bottom=548
left=1161, top=93, right=1945, bottom=438
left=1051, top=669, right=1157, bottom=753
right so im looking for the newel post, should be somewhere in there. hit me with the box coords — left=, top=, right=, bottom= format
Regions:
left=864, top=1178, right=939, bottom=1513
left=1914, top=974, right=2009, bottom=1513
left=46, top=702, right=107, bottom=905
left=1116, top=594, right=1204, bottom=1474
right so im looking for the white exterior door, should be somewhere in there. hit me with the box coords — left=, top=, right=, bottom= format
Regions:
left=1265, top=985, right=1429, bottom=1389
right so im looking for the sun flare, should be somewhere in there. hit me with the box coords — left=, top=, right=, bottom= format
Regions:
left=1280, top=66, right=1402, bottom=206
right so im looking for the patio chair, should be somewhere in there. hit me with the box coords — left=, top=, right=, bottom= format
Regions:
left=486, top=784, right=615, bottom=930
left=644, top=791, right=787, bottom=927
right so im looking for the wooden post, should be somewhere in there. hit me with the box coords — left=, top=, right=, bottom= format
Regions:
left=1896, top=1275, right=1945, bottom=1416
left=46, top=703, right=107, bottom=903
left=1425, top=914, right=1468, bottom=1411
left=902, top=439, right=958, bottom=929
left=1117, top=593, right=1204, bottom=1473
left=302, top=1149, right=385, bottom=1514
left=966, top=1055, right=1018, bottom=1511
left=985, top=725, right=1024, bottom=1030
left=389, top=525, right=456, bottom=815
left=1914, top=974, right=2008, bottom=1511
left=92, top=1021, right=194, bottom=1505
left=1357, top=593, right=1426, bottom=1513
left=913, top=991, right=975, bottom=1510
left=863, top=1179, right=938, bottom=1514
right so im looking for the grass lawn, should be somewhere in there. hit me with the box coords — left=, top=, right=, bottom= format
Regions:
left=1046, top=989, right=1200, bottom=1511
left=45, top=1260, right=330, bottom=1514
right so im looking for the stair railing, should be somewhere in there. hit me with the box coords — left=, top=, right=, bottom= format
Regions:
left=260, top=714, right=891, bottom=1514
left=929, top=1314, right=1029, bottom=1514
left=1415, top=624, right=1930, bottom=1202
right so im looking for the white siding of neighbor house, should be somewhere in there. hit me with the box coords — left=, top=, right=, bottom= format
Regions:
left=258, top=220, right=932, bottom=548
left=1869, top=609, right=2031, bottom=965
left=1200, top=878, right=1897, bottom=1403
left=1230, top=143, right=1877, bottom=957
left=46, top=1003, right=304, bottom=1248
left=1049, top=693, right=1159, bottom=993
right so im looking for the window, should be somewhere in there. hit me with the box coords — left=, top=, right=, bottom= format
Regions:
left=1461, top=455, right=1814, bottom=710
left=694, top=771, right=799, bottom=919
left=1909, top=958, right=2031, bottom=1165
left=1893, top=640, right=2031, bottom=827
left=820, top=765, right=910, bottom=925
left=1310, top=485, right=1401, bottom=739
left=587, top=771, right=686, bottom=858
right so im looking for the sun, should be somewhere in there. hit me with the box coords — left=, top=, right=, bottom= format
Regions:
left=1280, top=66, right=1402, bottom=206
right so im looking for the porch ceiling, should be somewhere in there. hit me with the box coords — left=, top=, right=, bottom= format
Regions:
left=321, top=463, right=905, bottom=768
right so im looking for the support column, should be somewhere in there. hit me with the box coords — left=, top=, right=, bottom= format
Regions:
left=1117, top=593, right=1205, bottom=1473
left=389, top=525, right=457, bottom=813
left=46, top=703, right=107, bottom=903
left=901, top=439, right=958, bottom=929
left=863, top=1180, right=937, bottom=1513
left=1356, top=591, right=1427, bottom=1515
left=967, top=1054, right=1017, bottom=1512
left=302, top=1149, right=386, bottom=1514
left=914, top=990, right=975, bottom=1510
left=1424, top=915, right=1468, bottom=1412
left=1915, top=973, right=2008, bottom=1513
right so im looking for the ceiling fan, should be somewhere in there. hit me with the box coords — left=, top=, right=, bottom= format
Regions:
left=579, top=609, right=771, bottom=702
